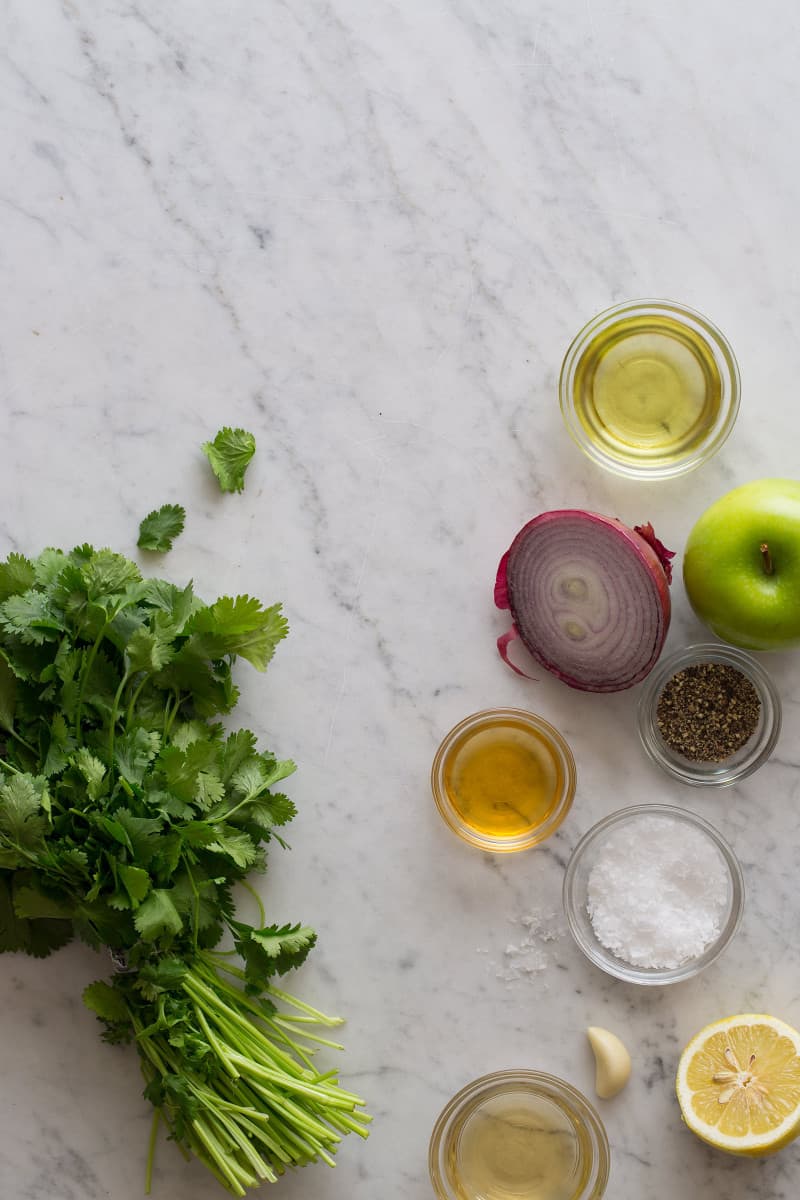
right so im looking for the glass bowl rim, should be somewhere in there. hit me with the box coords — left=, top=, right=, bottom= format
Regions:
left=428, top=1068, right=610, bottom=1200
left=562, top=802, right=745, bottom=985
left=637, top=642, right=781, bottom=787
left=430, top=707, right=577, bottom=853
left=558, top=297, right=741, bottom=481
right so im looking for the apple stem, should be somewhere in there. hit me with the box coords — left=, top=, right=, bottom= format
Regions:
left=760, top=542, right=774, bottom=575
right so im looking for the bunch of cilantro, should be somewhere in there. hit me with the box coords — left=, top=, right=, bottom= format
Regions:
left=0, top=545, right=368, bottom=1195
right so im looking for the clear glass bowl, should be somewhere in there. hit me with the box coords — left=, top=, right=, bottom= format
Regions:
left=563, top=804, right=744, bottom=985
left=559, top=299, right=740, bottom=480
left=637, top=643, right=781, bottom=787
left=430, top=708, right=577, bottom=853
left=429, top=1070, right=609, bottom=1200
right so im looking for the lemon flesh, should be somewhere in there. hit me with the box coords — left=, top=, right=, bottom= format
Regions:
left=676, top=1014, right=800, bottom=1155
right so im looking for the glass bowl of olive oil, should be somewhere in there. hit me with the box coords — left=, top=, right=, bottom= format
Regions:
left=559, top=299, right=740, bottom=480
left=429, top=1070, right=610, bottom=1200
left=430, top=708, right=576, bottom=853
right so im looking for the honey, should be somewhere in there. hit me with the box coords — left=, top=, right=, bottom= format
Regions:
left=443, top=720, right=562, bottom=839
left=431, top=709, right=576, bottom=852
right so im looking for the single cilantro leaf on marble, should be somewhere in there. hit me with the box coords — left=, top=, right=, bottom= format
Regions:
left=137, top=504, right=186, bottom=553
left=201, top=427, right=256, bottom=493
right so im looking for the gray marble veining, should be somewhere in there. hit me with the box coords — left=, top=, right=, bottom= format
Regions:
left=2, top=0, right=800, bottom=1196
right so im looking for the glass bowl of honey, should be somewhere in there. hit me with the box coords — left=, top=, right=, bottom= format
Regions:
left=430, top=708, right=576, bottom=852
left=429, top=1070, right=610, bottom=1200
left=559, top=299, right=740, bottom=480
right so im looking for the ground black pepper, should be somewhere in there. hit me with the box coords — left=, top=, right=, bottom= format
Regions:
left=656, top=662, right=761, bottom=763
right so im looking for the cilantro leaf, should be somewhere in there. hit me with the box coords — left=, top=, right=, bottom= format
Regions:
left=114, top=728, right=161, bottom=786
left=73, top=748, right=108, bottom=800
left=0, top=873, right=72, bottom=957
left=232, top=920, right=316, bottom=982
left=237, top=792, right=297, bottom=832
left=114, top=809, right=163, bottom=866
left=0, top=872, right=31, bottom=951
left=133, top=889, right=182, bottom=942
left=202, top=427, right=256, bottom=493
left=13, top=880, right=74, bottom=920
left=81, top=549, right=142, bottom=601
left=219, top=729, right=258, bottom=783
left=250, top=923, right=316, bottom=969
left=0, top=774, right=48, bottom=854
left=83, top=979, right=131, bottom=1023
left=230, top=756, right=296, bottom=803
left=133, top=956, right=188, bottom=1000
left=188, top=596, right=288, bottom=671
left=137, top=505, right=186, bottom=554
left=206, top=827, right=259, bottom=869
left=157, top=644, right=238, bottom=717
left=0, top=590, right=64, bottom=645
left=125, top=627, right=175, bottom=674
left=117, top=863, right=151, bottom=907
left=158, top=741, right=219, bottom=803
left=0, top=656, right=17, bottom=732
left=170, top=871, right=222, bottom=932
left=41, top=712, right=75, bottom=777
left=32, top=548, right=68, bottom=587
left=0, top=554, right=36, bottom=603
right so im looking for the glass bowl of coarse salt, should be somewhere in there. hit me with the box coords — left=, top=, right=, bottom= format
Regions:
left=563, top=804, right=744, bottom=985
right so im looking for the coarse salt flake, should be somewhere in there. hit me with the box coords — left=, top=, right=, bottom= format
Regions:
left=586, top=815, right=730, bottom=969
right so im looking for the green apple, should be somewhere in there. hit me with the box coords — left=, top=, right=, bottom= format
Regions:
left=684, top=478, right=800, bottom=649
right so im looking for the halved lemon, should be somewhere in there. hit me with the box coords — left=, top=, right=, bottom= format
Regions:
left=676, top=1014, right=800, bottom=1156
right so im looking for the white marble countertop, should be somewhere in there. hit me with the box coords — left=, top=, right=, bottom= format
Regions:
left=3, top=2, right=800, bottom=1197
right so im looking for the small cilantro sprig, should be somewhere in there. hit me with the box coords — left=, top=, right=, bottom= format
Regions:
left=137, top=504, right=186, bottom=553
left=202, top=427, right=256, bottom=493
left=0, top=544, right=369, bottom=1192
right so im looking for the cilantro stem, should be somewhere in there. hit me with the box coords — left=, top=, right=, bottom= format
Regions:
left=0, top=756, right=20, bottom=775
left=190, top=1119, right=249, bottom=1195
left=237, top=879, right=266, bottom=927
left=125, top=672, right=151, bottom=727
left=163, top=689, right=181, bottom=738
left=182, top=859, right=201, bottom=951
left=73, top=618, right=113, bottom=740
left=107, top=669, right=130, bottom=768
left=5, top=726, right=37, bottom=755
left=145, top=1108, right=160, bottom=1195
left=193, top=1004, right=240, bottom=1079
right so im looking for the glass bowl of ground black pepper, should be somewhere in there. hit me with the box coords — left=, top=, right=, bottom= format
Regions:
left=637, top=643, right=781, bottom=787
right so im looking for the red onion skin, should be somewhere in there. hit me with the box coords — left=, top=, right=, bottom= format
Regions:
left=495, top=510, right=672, bottom=692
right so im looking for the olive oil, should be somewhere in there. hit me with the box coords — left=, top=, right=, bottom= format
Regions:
left=442, top=717, right=563, bottom=840
left=445, top=1086, right=592, bottom=1200
left=572, top=312, right=723, bottom=467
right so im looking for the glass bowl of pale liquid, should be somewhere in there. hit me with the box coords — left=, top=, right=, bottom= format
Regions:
left=559, top=299, right=740, bottom=480
left=429, top=1070, right=609, bottom=1200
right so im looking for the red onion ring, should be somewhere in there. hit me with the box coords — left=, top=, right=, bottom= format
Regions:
left=495, top=510, right=673, bottom=692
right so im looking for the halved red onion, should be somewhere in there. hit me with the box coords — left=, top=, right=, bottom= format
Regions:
left=495, top=510, right=673, bottom=692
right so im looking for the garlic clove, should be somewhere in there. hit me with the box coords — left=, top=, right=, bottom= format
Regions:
left=587, top=1026, right=632, bottom=1099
